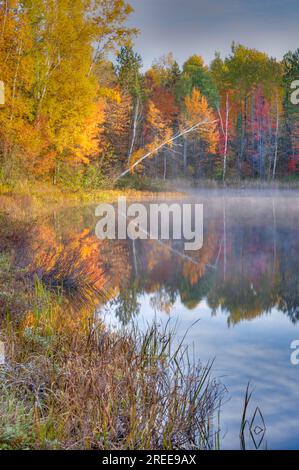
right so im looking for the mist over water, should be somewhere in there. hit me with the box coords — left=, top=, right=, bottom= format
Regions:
left=28, top=189, right=299, bottom=449
left=102, top=189, right=299, bottom=449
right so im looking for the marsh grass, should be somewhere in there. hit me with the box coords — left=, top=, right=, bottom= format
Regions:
left=239, top=383, right=267, bottom=450
left=0, top=379, right=36, bottom=450
left=0, top=278, right=222, bottom=450
left=29, top=252, right=107, bottom=306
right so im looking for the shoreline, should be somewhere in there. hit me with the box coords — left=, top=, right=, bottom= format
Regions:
left=0, top=182, right=186, bottom=220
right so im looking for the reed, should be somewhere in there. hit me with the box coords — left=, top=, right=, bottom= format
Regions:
left=0, top=286, right=222, bottom=450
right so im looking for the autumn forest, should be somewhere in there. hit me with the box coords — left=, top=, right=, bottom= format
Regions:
left=0, top=0, right=299, bottom=189
left=1, top=0, right=299, bottom=454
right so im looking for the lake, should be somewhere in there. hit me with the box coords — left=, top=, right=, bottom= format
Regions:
left=30, top=189, right=299, bottom=450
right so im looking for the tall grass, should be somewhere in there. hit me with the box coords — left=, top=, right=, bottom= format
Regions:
left=240, top=383, right=267, bottom=450
left=0, top=281, right=222, bottom=450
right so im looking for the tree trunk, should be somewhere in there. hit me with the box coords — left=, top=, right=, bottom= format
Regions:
left=183, top=137, right=188, bottom=174
left=128, top=97, right=140, bottom=158
left=272, top=96, right=280, bottom=180
left=218, top=93, right=230, bottom=182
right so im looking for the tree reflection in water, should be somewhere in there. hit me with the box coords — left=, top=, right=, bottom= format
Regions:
left=14, top=194, right=299, bottom=327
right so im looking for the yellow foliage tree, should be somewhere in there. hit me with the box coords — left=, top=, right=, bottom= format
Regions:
left=0, top=0, right=136, bottom=180
left=182, top=88, right=218, bottom=153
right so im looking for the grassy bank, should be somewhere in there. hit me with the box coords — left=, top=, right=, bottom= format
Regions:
left=0, top=276, right=221, bottom=450
left=0, top=180, right=185, bottom=220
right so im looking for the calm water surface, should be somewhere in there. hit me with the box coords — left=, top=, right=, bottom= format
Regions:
left=38, top=190, right=299, bottom=449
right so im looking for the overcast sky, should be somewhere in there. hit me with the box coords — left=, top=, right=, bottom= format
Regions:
left=127, top=0, right=299, bottom=69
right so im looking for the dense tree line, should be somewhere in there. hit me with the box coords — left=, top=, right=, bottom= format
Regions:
left=0, top=1, right=298, bottom=187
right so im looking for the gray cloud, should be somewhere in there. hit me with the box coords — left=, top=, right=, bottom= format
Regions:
left=127, top=0, right=299, bottom=68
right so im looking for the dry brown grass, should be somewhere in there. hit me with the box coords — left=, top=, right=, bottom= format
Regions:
left=0, top=282, right=221, bottom=450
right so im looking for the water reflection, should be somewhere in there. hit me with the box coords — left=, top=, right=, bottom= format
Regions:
left=101, top=193, right=299, bottom=327
left=15, top=192, right=299, bottom=328
left=13, top=190, right=299, bottom=449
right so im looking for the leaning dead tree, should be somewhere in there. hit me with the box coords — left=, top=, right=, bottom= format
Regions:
left=114, top=118, right=219, bottom=182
